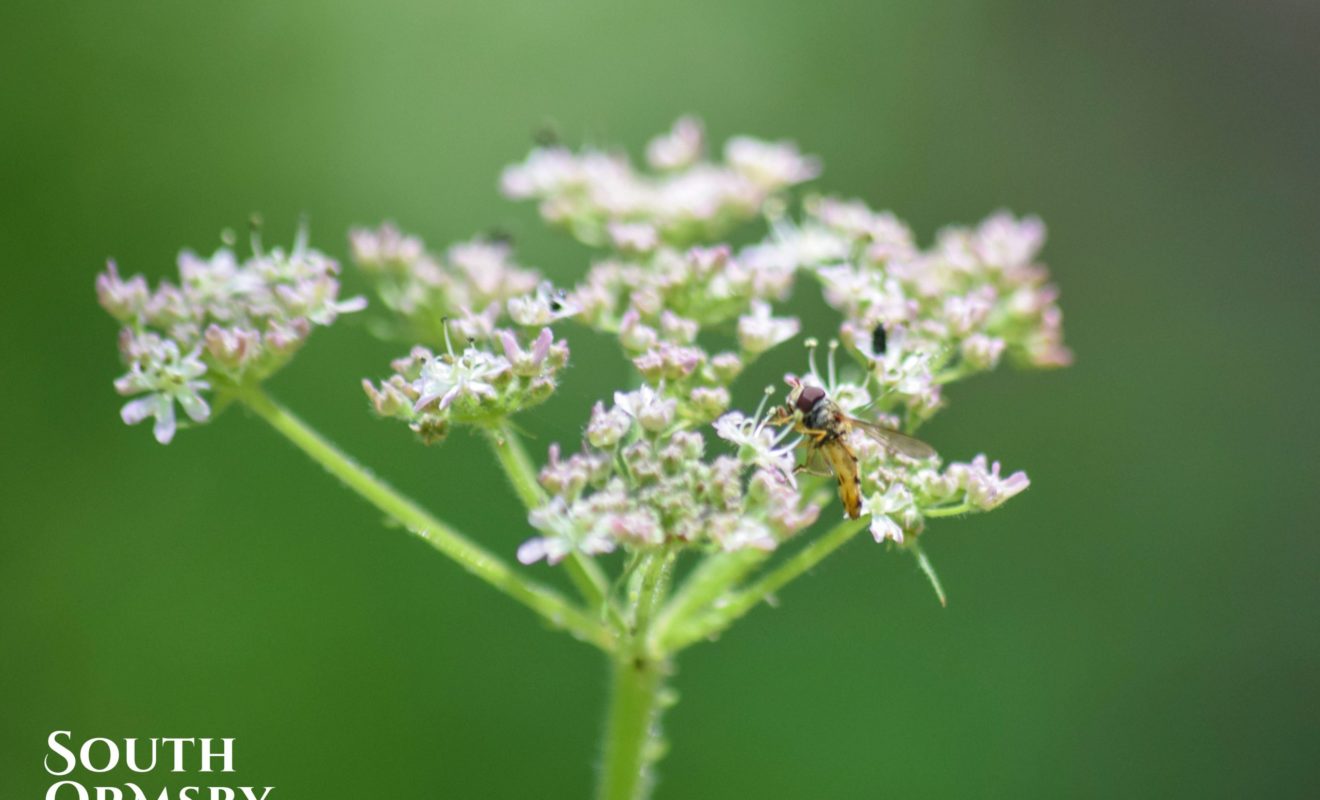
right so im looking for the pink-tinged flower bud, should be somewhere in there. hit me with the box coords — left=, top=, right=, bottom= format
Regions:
left=708, top=352, right=744, bottom=384
left=961, top=333, right=1006, bottom=371
left=96, top=261, right=151, bottom=322
left=265, top=317, right=311, bottom=354
left=724, top=136, right=820, bottom=188
left=608, top=221, right=660, bottom=253
left=618, top=309, right=658, bottom=352
left=587, top=401, right=632, bottom=448
left=613, top=387, right=675, bottom=433
left=646, top=116, right=704, bottom=172
left=410, top=417, right=450, bottom=445
left=204, top=324, right=262, bottom=372
left=659, top=311, right=699, bottom=344
left=688, top=386, right=730, bottom=421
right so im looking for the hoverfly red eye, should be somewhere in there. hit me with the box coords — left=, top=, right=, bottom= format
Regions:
left=796, top=385, right=826, bottom=413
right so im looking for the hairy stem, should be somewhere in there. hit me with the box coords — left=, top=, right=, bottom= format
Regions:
left=660, top=517, right=869, bottom=651
left=483, top=423, right=619, bottom=626
left=597, top=653, right=670, bottom=800
left=238, top=386, right=612, bottom=650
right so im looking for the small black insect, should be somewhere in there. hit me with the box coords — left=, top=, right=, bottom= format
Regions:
left=871, top=324, right=888, bottom=357
left=486, top=227, right=515, bottom=246
left=532, top=124, right=560, bottom=147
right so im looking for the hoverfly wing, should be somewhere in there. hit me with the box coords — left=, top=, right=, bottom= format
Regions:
left=848, top=418, right=938, bottom=460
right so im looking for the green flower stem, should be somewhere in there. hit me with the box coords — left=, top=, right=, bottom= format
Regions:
left=923, top=503, right=972, bottom=518
left=660, top=517, right=869, bottom=652
left=632, top=547, right=677, bottom=637
left=483, top=423, right=619, bottom=627
left=597, top=653, right=670, bottom=800
left=596, top=546, right=679, bottom=799
left=649, top=549, right=768, bottom=652
left=238, top=386, right=613, bottom=650
left=908, top=539, right=948, bottom=606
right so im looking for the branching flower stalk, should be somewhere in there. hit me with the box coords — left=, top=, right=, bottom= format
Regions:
left=98, top=116, right=1070, bottom=800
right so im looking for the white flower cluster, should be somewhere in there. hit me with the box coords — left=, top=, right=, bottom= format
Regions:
left=774, top=340, right=1032, bottom=545
left=349, top=225, right=542, bottom=346
left=350, top=223, right=588, bottom=439
left=362, top=326, right=570, bottom=443
left=100, top=118, right=1068, bottom=566
left=501, top=116, right=819, bottom=247
left=496, top=119, right=1064, bottom=561
left=754, top=197, right=1072, bottom=425
left=517, top=399, right=820, bottom=564
left=560, top=243, right=802, bottom=426
left=97, top=229, right=365, bottom=443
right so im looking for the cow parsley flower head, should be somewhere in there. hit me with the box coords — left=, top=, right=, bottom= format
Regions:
left=501, top=118, right=818, bottom=247
left=363, top=323, right=568, bottom=443
left=348, top=225, right=541, bottom=346
left=97, top=224, right=364, bottom=443
left=518, top=412, right=820, bottom=564
left=101, top=118, right=1071, bottom=800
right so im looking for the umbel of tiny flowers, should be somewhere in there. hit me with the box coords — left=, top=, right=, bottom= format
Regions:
left=348, top=227, right=543, bottom=346
left=99, top=117, right=1070, bottom=800
left=500, top=115, right=819, bottom=248
left=362, top=322, right=570, bottom=444
left=98, top=224, right=365, bottom=443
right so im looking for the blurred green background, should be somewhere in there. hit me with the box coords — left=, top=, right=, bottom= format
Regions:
left=3, top=1, right=1317, bottom=797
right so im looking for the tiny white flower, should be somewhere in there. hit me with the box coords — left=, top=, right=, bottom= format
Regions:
left=974, top=211, right=1045, bottom=270
left=114, top=339, right=211, bottom=445
left=587, top=401, right=633, bottom=448
left=724, top=136, right=821, bottom=188
left=519, top=498, right=617, bottom=565
left=508, top=282, right=580, bottom=326
left=613, top=386, right=676, bottom=433
left=951, top=455, right=1030, bottom=510
left=500, top=327, right=555, bottom=376
left=737, top=301, right=800, bottom=354
left=646, top=116, right=705, bottom=171
left=863, top=483, right=916, bottom=543
left=413, top=347, right=509, bottom=412
left=713, top=517, right=777, bottom=552
left=607, top=221, right=660, bottom=253
left=713, top=410, right=796, bottom=484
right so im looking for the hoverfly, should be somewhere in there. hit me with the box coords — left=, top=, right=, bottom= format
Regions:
left=769, top=378, right=936, bottom=519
